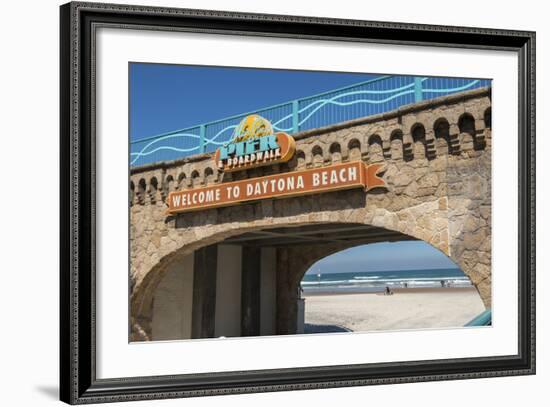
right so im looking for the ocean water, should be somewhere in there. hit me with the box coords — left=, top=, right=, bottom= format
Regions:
left=301, top=268, right=472, bottom=293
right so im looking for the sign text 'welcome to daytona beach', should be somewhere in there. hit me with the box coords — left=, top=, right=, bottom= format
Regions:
left=166, top=161, right=386, bottom=214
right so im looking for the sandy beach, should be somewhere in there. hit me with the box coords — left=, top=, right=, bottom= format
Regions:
left=303, top=287, right=486, bottom=333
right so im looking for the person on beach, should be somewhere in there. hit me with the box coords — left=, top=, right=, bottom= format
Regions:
left=384, top=286, right=393, bottom=296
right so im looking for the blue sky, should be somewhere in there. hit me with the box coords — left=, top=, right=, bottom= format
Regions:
left=129, top=63, right=378, bottom=141
left=130, top=63, right=459, bottom=275
left=306, top=241, right=458, bottom=274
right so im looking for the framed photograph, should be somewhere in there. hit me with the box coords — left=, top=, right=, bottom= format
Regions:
left=60, top=1, right=535, bottom=404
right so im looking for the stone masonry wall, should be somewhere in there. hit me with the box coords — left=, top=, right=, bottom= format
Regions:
left=129, top=88, right=492, bottom=340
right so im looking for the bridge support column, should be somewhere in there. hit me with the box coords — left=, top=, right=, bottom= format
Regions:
left=276, top=247, right=300, bottom=335
left=191, top=245, right=218, bottom=338
left=260, top=247, right=277, bottom=335
left=241, top=246, right=261, bottom=336
left=214, top=244, right=242, bottom=337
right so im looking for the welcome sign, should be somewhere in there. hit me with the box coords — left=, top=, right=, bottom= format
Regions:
left=166, top=161, right=386, bottom=214
left=214, top=114, right=295, bottom=172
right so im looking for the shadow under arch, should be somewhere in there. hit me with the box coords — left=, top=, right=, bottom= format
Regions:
left=130, top=212, right=486, bottom=341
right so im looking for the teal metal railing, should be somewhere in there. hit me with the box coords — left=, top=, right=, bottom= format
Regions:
left=130, top=75, right=491, bottom=166
left=464, top=309, right=492, bottom=327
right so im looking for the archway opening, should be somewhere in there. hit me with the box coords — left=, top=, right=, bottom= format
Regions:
left=143, top=222, right=488, bottom=342
left=300, top=241, right=485, bottom=334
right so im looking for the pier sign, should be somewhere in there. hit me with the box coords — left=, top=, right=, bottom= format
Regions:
left=166, top=161, right=386, bottom=215
left=214, top=114, right=295, bottom=172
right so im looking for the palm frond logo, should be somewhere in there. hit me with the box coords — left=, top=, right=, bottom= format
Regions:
left=232, top=115, right=274, bottom=142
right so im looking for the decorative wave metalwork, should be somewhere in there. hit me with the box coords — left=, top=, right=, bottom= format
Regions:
left=130, top=76, right=490, bottom=166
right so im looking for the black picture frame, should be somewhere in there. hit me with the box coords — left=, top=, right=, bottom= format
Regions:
left=60, top=2, right=536, bottom=404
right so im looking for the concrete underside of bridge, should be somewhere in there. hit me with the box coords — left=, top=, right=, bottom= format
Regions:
left=148, top=223, right=416, bottom=341
left=129, top=87, right=492, bottom=342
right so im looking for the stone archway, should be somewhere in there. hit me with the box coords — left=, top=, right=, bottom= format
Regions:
left=130, top=188, right=489, bottom=341
left=129, top=88, right=492, bottom=341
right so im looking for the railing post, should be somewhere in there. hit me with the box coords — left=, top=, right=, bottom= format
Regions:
left=414, top=77, right=423, bottom=102
left=292, top=100, right=299, bottom=134
left=199, top=124, right=206, bottom=154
